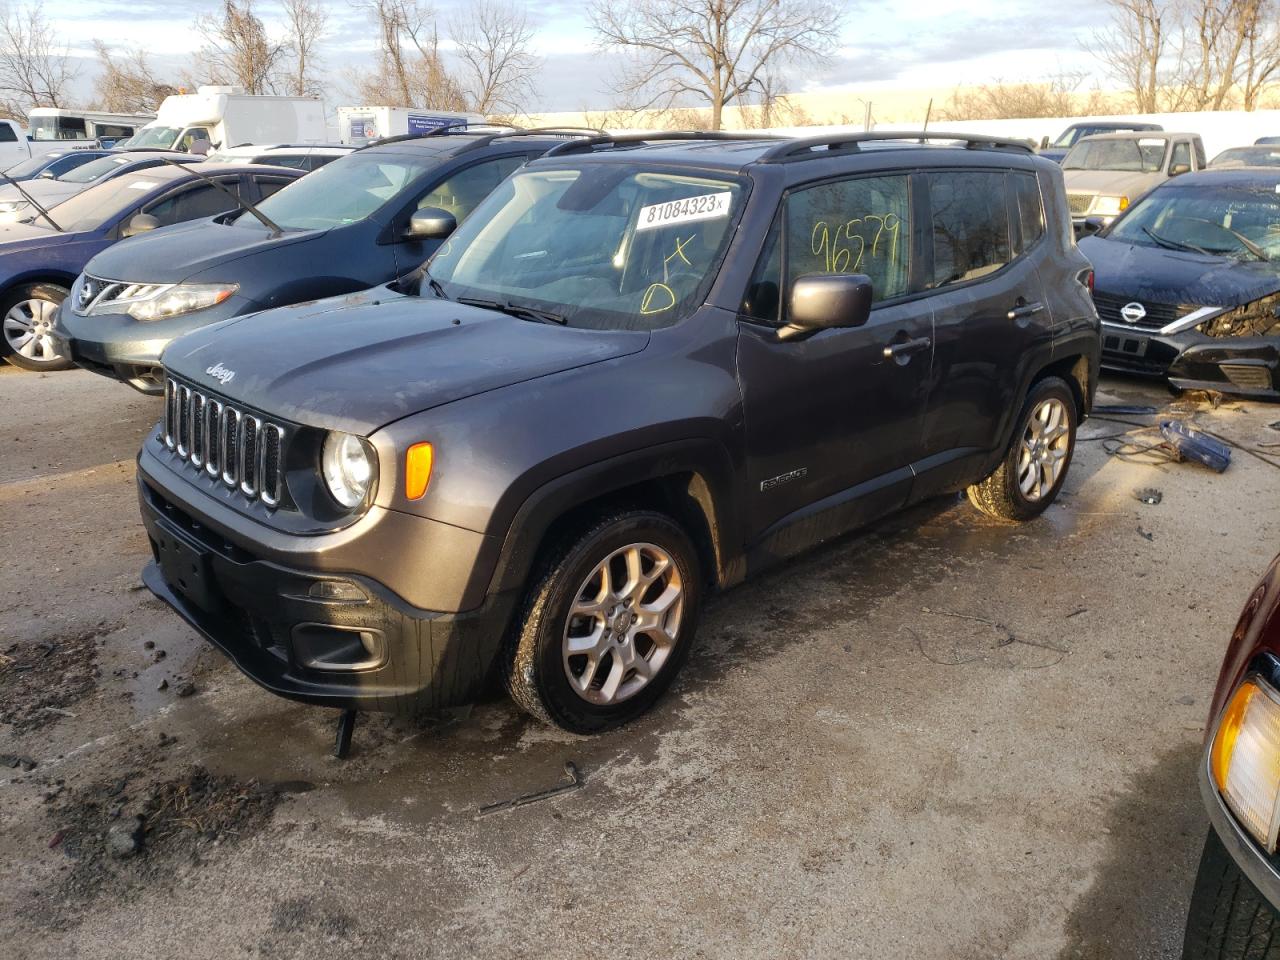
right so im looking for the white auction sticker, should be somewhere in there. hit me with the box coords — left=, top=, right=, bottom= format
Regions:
left=127, top=180, right=154, bottom=189
left=636, top=192, right=731, bottom=231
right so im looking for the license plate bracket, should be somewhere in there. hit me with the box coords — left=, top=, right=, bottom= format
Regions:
left=154, top=521, right=218, bottom=612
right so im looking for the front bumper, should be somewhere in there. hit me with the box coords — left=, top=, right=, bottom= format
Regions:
left=137, top=455, right=516, bottom=713
left=1200, top=743, right=1280, bottom=910
left=54, top=296, right=255, bottom=393
left=1101, top=322, right=1280, bottom=399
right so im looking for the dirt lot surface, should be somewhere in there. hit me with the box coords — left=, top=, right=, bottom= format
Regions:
left=3, top=363, right=1280, bottom=960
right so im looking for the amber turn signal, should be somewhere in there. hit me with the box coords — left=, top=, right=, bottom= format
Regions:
left=405, top=442, right=433, bottom=500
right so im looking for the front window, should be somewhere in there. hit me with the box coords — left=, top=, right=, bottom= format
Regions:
left=1063, top=138, right=1166, bottom=172
left=1108, top=184, right=1280, bottom=260
left=45, top=174, right=165, bottom=232
left=427, top=164, right=747, bottom=330
left=250, top=151, right=447, bottom=230
left=56, top=154, right=135, bottom=184
left=117, top=125, right=181, bottom=149
left=30, top=115, right=86, bottom=140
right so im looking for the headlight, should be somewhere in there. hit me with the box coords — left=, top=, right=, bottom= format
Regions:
left=321, top=432, right=376, bottom=509
left=126, top=282, right=238, bottom=321
left=1091, top=195, right=1129, bottom=217
left=1211, top=678, right=1280, bottom=850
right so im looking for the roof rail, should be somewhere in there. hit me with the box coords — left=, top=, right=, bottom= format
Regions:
left=492, top=126, right=607, bottom=139
left=356, top=122, right=518, bottom=151
left=545, top=129, right=786, bottom=158
left=758, top=130, right=1036, bottom=162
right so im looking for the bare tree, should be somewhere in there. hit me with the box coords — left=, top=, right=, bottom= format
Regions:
left=589, top=0, right=844, bottom=130
left=938, top=74, right=1116, bottom=121
left=193, top=0, right=286, bottom=95
left=449, top=0, right=537, bottom=114
left=350, top=0, right=466, bottom=109
left=92, top=42, right=177, bottom=113
left=281, top=0, right=327, bottom=97
left=1239, top=1, right=1280, bottom=108
left=0, top=1, right=77, bottom=121
left=1092, top=0, right=1172, bottom=112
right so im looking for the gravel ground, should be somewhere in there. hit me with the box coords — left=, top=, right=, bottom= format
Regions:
left=2, top=363, right=1279, bottom=960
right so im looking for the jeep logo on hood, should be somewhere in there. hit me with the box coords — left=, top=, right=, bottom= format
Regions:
left=205, top=362, right=236, bottom=385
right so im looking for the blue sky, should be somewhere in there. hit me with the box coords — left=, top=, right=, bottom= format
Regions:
left=50, top=0, right=1114, bottom=112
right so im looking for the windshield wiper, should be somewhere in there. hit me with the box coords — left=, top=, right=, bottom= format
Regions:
left=1222, top=225, right=1270, bottom=261
left=1141, top=226, right=1210, bottom=255
left=0, top=171, right=60, bottom=231
left=153, top=156, right=283, bottom=238
left=426, top=276, right=449, bottom=300
left=457, top=296, right=566, bottom=325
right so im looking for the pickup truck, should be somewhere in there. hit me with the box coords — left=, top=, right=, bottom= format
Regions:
left=1038, top=120, right=1163, bottom=163
left=1063, top=131, right=1206, bottom=232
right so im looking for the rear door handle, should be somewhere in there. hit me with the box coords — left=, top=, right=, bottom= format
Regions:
left=883, top=336, right=932, bottom=360
left=1008, top=302, right=1045, bottom=320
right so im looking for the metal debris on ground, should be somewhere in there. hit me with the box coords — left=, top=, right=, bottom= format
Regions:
left=478, top=761, right=584, bottom=817
left=1133, top=487, right=1163, bottom=505
left=1138, top=526, right=1155, bottom=541
left=1159, top=421, right=1231, bottom=473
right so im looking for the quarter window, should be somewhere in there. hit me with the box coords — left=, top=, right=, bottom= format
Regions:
left=927, top=171, right=1012, bottom=288
left=784, top=175, right=911, bottom=303
left=1011, top=172, right=1045, bottom=255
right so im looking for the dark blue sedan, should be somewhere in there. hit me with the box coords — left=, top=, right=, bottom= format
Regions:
left=0, top=161, right=303, bottom=374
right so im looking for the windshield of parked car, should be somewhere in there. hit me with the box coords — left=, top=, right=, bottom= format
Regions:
left=116, top=125, right=180, bottom=150
left=56, top=154, right=136, bottom=184
left=249, top=150, right=440, bottom=229
left=426, top=164, right=746, bottom=331
left=1108, top=183, right=1280, bottom=260
left=1064, top=138, right=1166, bottom=172
left=1210, top=147, right=1280, bottom=168
left=45, top=173, right=164, bottom=232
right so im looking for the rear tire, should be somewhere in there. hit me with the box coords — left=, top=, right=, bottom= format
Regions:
left=1182, top=827, right=1280, bottom=959
left=504, top=510, right=702, bottom=734
left=966, top=376, right=1077, bottom=523
left=0, top=282, right=71, bottom=371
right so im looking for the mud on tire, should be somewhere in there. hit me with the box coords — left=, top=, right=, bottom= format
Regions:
left=503, top=510, right=703, bottom=734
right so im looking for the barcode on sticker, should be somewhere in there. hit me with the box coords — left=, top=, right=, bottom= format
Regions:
left=636, top=192, right=731, bottom=231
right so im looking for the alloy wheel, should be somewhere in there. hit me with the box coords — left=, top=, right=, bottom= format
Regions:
left=1018, top=396, right=1071, bottom=501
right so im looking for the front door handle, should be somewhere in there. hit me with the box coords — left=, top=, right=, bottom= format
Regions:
left=883, top=336, right=931, bottom=360
left=1008, top=302, right=1045, bottom=320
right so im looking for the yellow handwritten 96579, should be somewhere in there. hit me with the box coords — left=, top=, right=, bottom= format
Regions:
left=811, top=213, right=902, bottom=274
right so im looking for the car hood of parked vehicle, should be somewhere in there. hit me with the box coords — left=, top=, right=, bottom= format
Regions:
left=0, top=178, right=81, bottom=207
left=85, top=217, right=324, bottom=283
left=1080, top=234, right=1280, bottom=308
left=1063, top=169, right=1164, bottom=197
left=162, top=288, right=651, bottom=435
left=0, top=222, right=81, bottom=249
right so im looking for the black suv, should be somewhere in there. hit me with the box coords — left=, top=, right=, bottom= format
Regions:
left=57, top=129, right=587, bottom=394
left=138, top=131, right=1099, bottom=732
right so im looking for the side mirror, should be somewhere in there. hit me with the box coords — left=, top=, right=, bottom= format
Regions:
left=1080, top=216, right=1107, bottom=236
left=1040, top=136, right=1050, bottom=150
left=406, top=206, right=456, bottom=240
left=123, top=213, right=160, bottom=238
left=778, top=273, right=873, bottom=342
left=1170, top=162, right=1191, bottom=176
left=37, top=169, right=55, bottom=179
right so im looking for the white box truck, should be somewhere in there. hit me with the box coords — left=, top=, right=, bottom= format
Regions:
left=27, top=108, right=154, bottom=154
left=337, top=106, right=485, bottom=145
left=117, top=86, right=327, bottom=152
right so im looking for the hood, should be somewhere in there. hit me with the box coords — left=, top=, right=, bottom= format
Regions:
left=0, top=179, right=80, bottom=206
left=1081, top=235, right=1280, bottom=307
left=0, top=222, right=74, bottom=250
left=1063, top=169, right=1164, bottom=198
left=86, top=219, right=325, bottom=283
left=162, top=290, right=651, bottom=434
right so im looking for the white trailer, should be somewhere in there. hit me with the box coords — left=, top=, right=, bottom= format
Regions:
left=26, top=108, right=153, bottom=155
left=118, top=86, right=327, bottom=153
left=336, top=106, right=485, bottom=145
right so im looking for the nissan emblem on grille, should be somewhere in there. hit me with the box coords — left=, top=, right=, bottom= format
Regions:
left=1120, top=302, right=1147, bottom=324
left=162, top=378, right=285, bottom=507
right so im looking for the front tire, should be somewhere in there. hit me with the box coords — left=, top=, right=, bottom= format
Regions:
left=0, top=282, right=71, bottom=371
left=1182, top=827, right=1280, bottom=959
left=505, top=510, right=703, bottom=734
left=966, top=376, right=1077, bottom=523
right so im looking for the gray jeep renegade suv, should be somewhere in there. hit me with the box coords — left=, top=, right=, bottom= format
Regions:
left=138, top=131, right=1100, bottom=733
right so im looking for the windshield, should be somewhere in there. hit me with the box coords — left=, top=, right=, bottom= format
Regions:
left=1109, top=183, right=1280, bottom=260
left=116, top=125, right=180, bottom=149
left=427, top=164, right=746, bottom=331
left=56, top=154, right=135, bottom=184
left=46, top=174, right=162, bottom=232
left=252, top=150, right=443, bottom=229
left=1211, top=147, right=1280, bottom=168
left=1064, top=138, right=1166, bottom=172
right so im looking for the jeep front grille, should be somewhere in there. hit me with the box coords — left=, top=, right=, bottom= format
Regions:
left=162, top=378, right=285, bottom=507
left=1067, top=193, right=1093, bottom=215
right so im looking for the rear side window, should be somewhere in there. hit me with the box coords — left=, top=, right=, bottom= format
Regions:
left=784, top=175, right=911, bottom=303
left=0, top=123, right=16, bottom=143
left=49, top=153, right=99, bottom=176
left=1010, top=171, right=1045, bottom=255
left=253, top=176, right=292, bottom=199
left=146, top=181, right=240, bottom=226
left=258, top=154, right=309, bottom=170
left=418, top=155, right=528, bottom=222
left=927, top=171, right=1011, bottom=288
